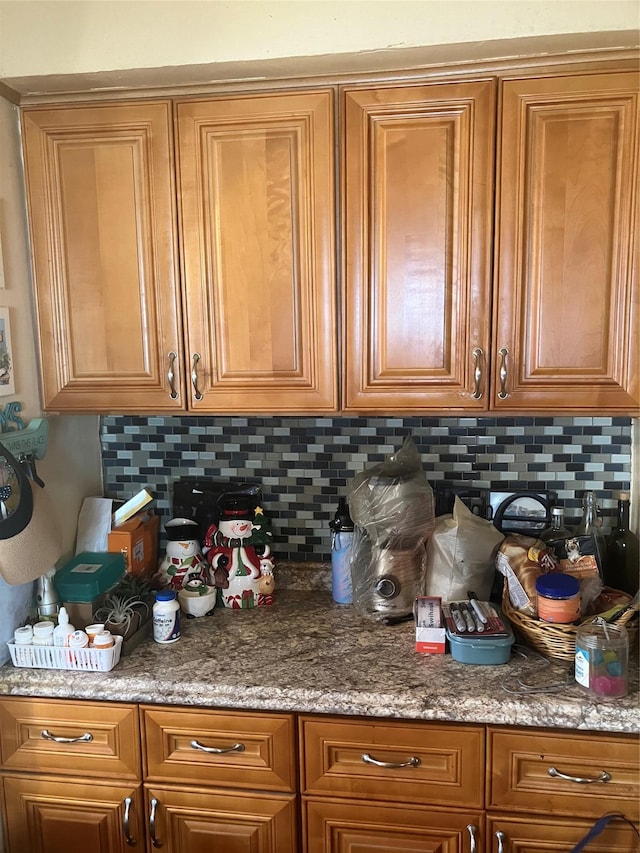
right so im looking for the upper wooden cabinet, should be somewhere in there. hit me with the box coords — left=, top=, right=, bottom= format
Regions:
left=176, top=89, right=337, bottom=412
left=493, top=71, right=639, bottom=412
left=22, top=89, right=337, bottom=413
left=342, top=79, right=496, bottom=412
left=22, top=100, right=184, bottom=412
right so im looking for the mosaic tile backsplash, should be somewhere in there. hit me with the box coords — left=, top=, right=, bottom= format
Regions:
left=101, top=416, right=633, bottom=563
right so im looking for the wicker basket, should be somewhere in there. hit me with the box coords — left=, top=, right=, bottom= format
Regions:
left=501, top=585, right=637, bottom=662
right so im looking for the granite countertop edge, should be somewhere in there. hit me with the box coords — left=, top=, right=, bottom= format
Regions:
left=0, top=581, right=637, bottom=735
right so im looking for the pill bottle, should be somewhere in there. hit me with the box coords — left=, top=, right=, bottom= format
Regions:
left=535, top=573, right=581, bottom=623
left=32, top=621, right=54, bottom=646
left=85, top=623, right=105, bottom=645
left=153, top=590, right=181, bottom=644
left=53, top=606, right=75, bottom=647
left=67, top=630, right=89, bottom=649
left=92, top=630, right=114, bottom=650
left=14, top=625, right=33, bottom=645
left=575, top=622, right=628, bottom=698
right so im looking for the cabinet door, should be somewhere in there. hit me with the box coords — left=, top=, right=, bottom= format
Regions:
left=487, top=813, right=639, bottom=852
left=305, top=798, right=482, bottom=853
left=177, top=89, right=337, bottom=412
left=494, top=71, right=639, bottom=412
left=1, top=776, right=144, bottom=853
left=145, top=784, right=297, bottom=853
left=342, top=80, right=495, bottom=411
left=22, top=101, right=184, bottom=412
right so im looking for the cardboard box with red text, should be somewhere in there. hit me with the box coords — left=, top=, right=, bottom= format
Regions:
left=414, top=595, right=446, bottom=654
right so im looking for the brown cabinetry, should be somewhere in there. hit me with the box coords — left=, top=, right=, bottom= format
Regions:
left=22, top=89, right=337, bottom=413
left=300, top=715, right=485, bottom=852
left=0, top=697, right=144, bottom=853
left=487, top=725, right=640, bottom=851
left=141, top=704, right=298, bottom=852
left=343, top=67, right=639, bottom=413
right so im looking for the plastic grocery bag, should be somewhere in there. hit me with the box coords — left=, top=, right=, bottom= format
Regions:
left=347, top=437, right=435, bottom=623
left=425, top=497, right=504, bottom=602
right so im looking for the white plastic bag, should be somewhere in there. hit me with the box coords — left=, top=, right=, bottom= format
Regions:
left=425, top=497, right=504, bottom=601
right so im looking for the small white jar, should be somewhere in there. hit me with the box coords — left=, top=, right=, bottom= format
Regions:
left=14, top=625, right=33, bottom=645
left=32, top=621, right=54, bottom=646
left=153, top=590, right=181, bottom=644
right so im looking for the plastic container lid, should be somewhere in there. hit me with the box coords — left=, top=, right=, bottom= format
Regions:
left=54, top=552, right=126, bottom=602
left=535, top=572, right=580, bottom=599
left=155, top=589, right=177, bottom=601
left=14, top=626, right=33, bottom=644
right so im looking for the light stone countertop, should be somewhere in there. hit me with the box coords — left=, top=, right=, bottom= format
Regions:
left=0, top=588, right=637, bottom=734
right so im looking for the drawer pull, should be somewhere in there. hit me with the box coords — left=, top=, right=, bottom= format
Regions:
left=190, top=739, right=245, bottom=755
left=467, top=823, right=478, bottom=852
left=547, top=766, right=611, bottom=784
left=495, top=830, right=506, bottom=853
left=498, top=346, right=509, bottom=399
left=123, top=796, right=136, bottom=847
left=149, top=797, right=162, bottom=848
left=191, top=353, right=203, bottom=401
left=41, top=729, right=93, bottom=744
left=361, top=752, right=420, bottom=769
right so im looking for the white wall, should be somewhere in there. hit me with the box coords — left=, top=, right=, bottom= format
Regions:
left=0, top=0, right=638, bottom=78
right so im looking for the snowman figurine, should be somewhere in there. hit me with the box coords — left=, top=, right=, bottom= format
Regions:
left=159, top=517, right=209, bottom=591
left=204, top=496, right=275, bottom=609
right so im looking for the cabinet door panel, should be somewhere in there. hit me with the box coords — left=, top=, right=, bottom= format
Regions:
left=494, top=72, right=639, bottom=412
left=146, top=784, right=297, bottom=853
left=305, top=798, right=482, bottom=853
left=487, top=813, right=639, bottom=852
left=1, top=775, right=144, bottom=853
left=22, top=101, right=183, bottom=412
left=177, top=90, right=337, bottom=412
left=343, top=80, right=495, bottom=411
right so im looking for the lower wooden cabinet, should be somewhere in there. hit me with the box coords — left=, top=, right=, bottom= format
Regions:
left=486, top=813, right=639, bottom=852
left=305, top=799, right=483, bottom=852
left=1, top=775, right=145, bottom=853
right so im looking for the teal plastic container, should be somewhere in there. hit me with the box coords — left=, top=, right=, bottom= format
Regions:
left=446, top=615, right=514, bottom=665
left=55, top=553, right=126, bottom=602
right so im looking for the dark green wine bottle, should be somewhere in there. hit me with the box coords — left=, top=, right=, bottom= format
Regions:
left=605, top=492, right=639, bottom=596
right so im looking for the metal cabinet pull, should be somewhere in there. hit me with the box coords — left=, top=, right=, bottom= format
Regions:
left=167, top=351, right=178, bottom=400
left=548, top=766, right=611, bottom=784
left=123, top=796, right=136, bottom=846
left=190, top=739, right=245, bottom=755
left=467, top=823, right=478, bottom=852
left=471, top=348, right=484, bottom=399
left=191, top=353, right=203, bottom=401
left=41, top=729, right=93, bottom=744
left=149, top=797, right=162, bottom=848
left=497, top=346, right=509, bottom=399
left=361, top=752, right=420, bottom=769
left=496, top=830, right=506, bottom=853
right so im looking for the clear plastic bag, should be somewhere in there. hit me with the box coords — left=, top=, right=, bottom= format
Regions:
left=347, top=437, right=435, bottom=623
left=426, top=497, right=504, bottom=602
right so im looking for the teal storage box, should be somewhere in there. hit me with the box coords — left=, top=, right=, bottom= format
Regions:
left=445, top=607, right=514, bottom=665
left=55, top=552, right=126, bottom=602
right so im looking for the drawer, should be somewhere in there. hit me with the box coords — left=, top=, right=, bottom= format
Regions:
left=488, top=726, right=640, bottom=820
left=142, top=705, right=296, bottom=791
left=300, top=715, right=485, bottom=808
left=0, top=697, right=141, bottom=780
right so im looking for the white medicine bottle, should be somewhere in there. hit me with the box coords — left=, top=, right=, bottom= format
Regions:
left=53, top=607, right=75, bottom=647
left=153, top=590, right=181, bottom=644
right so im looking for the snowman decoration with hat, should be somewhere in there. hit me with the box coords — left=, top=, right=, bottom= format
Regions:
left=204, top=496, right=275, bottom=608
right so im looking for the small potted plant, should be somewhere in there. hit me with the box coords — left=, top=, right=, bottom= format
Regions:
left=93, top=574, right=155, bottom=640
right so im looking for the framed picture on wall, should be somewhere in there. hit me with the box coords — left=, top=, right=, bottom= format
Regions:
left=0, top=308, right=15, bottom=396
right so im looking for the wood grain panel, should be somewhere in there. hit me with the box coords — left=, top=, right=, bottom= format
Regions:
left=300, top=715, right=484, bottom=808
left=1, top=776, right=144, bottom=853
left=342, top=79, right=495, bottom=411
left=142, top=705, right=296, bottom=791
left=487, top=813, right=640, bottom=852
left=304, top=797, right=482, bottom=853
left=177, top=89, right=337, bottom=412
left=0, top=697, right=141, bottom=780
left=493, top=71, right=639, bottom=412
left=22, top=100, right=183, bottom=411
left=146, top=784, right=297, bottom=853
